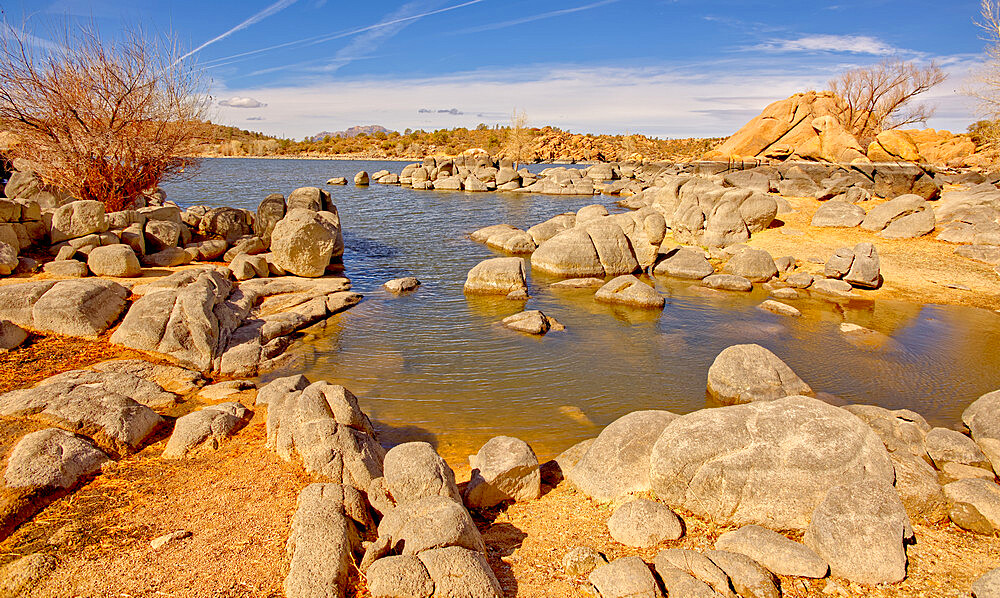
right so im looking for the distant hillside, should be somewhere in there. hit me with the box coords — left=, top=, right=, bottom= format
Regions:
left=309, top=125, right=392, bottom=142
left=192, top=122, right=725, bottom=162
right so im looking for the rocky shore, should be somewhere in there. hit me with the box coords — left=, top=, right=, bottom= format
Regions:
left=0, top=145, right=999, bottom=598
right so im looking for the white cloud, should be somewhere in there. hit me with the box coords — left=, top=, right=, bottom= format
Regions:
left=218, top=96, right=268, bottom=108
left=754, top=34, right=901, bottom=56
left=213, top=58, right=978, bottom=140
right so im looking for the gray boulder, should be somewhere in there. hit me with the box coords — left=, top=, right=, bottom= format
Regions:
left=162, top=402, right=252, bottom=458
left=199, top=207, right=254, bottom=244
left=530, top=228, right=605, bottom=278
left=267, top=381, right=384, bottom=491
left=650, top=396, right=894, bottom=529
left=705, top=550, right=780, bottom=598
left=567, top=410, right=678, bottom=501
left=595, top=275, right=664, bottom=308
left=87, top=244, right=141, bottom=278
left=739, top=193, right=778, bottom=233
left=653, top=549, right=733, bottom=598
left=703, top=273, right=753, bottom=292
left=926, top=427, right=991, bottom=470
left=563, top=546, right=607, bottom=576
left=722, top=248, right=778, bottom=282
left=843, top=242, right=880, bottom=289
left=501, top=310, right=563, bottom=335
left=4, top=428, right=108, bottom=490
left=607, top=499, right=683, bottom=547
left=366, top=555, right=433, bottom=598
left=943, top=479, right=1000, bottom=529
left=144, top=219, right=181, bottom=253
left=891, top=452, right=948, bottom=522
left=42, top=259, right=89, bottom=277
left=286, top=187, right=329, bottom=212
left=371, top=495, right=485, bottom=558
left=804, top=478, right=911, bottom=584
left=811, top=277, right=855, bottom=297
left=963, top=390, right=1000, bottom=474
left=255, top=193, right=286, bottom=247
left=879, top=209, right=935, bottom=239
left=465, top=436, right=541, bottom=509
left=653, top=566, right=720, bottom=598
left=255, top=374, right=310, bottom=406
left=142, top=247, right=193, bottom=267
left=270, top=209, right=342, bottom=277
left=463, top=257, right=527, bottom=295
left=860, top=194, right=926, bottom=232
left=91, top=359, right=204, bottom=395
left=0, top=242, right=17, bottom=276
left=0, top=279, right=127, bottom=339
left=653, top=246, right=714, bottom=280
left=706, top=344, right=812, bottom=405
left=383, top=441, right=460, bottom=505
left=49, top=200, right=108, bottom=243
left=715, top=525, right=828, bottom=578
left=811, top=200, right=866, bottom=228
left=589, top=556, right=662, bottom=598
left=417, top=546, right=503, bottom=598
left=384, top=277, right=421, bottom=293
left=0, top=320, right=28, bottom=351
left=285, top=483, right=371, bottom=598
left=355, top=171, right=370, bottom=186
left=704, top=201, right=750, bottom=248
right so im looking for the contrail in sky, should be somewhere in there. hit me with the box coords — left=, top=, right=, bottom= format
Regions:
left=459, top=0, right=620, bottom=34
left=201, top=0, right=486, bottom=70
left=175, top=0, right=300, bottom=65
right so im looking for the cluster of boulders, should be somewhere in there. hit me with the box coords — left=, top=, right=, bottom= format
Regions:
left=552, top=343, right=1000, bottom=596
left=464, top=201, right=884, bottom=314
left=703, top=91, right=980, bottom=168
left=346, top=155, right=654, bottom=197
left=257, top=373, right=547, bottom=598
left=0, top=358, right=211, bottom=539
left=0, top=165, right=346, bottom=282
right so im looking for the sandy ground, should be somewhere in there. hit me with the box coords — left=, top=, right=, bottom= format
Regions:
left=2, top=409, right=997, bottom=598
left=746, top=195, right=1000, bottom=311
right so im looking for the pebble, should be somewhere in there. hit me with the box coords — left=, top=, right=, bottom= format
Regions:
left=151, top=530, right=192, bottom=550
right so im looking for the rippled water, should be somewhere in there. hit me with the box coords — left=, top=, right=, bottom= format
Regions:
left=162, top=158, right=1000, bottom=462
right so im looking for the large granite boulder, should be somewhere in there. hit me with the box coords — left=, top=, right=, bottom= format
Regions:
left=266, top=381, right=385, bottom=491
left=804, top=478, right=911, bottom=585
left=706, top=344, right=812, bottom=405
left=589, top=556, right=662, bottom=598
left=715, top=525, right=828, bottom=578
left=722, top=248, right=778, bottom=283
left=198, top=207, right=254, bottom=244
left=270, top=208, right=343, bottom=277
left=463, top=257, right=527, bottom=295
left=811, top=200, right=866, bottom=228
left=963, top=390, right=1000, bottom=474
left=595, top=275, right=664, bottom=308
left=567, top=410, right=679, bottom=501
left=650, top=396, right=895, bottom=529
left=87, top=244, right=141, bottom=278
left=531, top=228, right=605, bottom=277
left=653, top=246, right=714, bottom=280
left=464, top=436, right=541, bottom=509
left=255, top=193, right=286, bottom=247
left=49, top=200, right=108, bottom=243
left=4, top=428, right=108, bottom=490
left=0, top=279, right=128, bottom=339
left=285, top=483, right=371, bottom=598
left=382, top=441, right=460, bottom=505
left=162, top=402, right=252, bottom=458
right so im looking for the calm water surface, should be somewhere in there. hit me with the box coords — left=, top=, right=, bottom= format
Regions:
left=163, top=158, right=1000, bottom=463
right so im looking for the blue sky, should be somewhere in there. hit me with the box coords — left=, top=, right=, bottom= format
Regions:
left=1, top=0, right=992, bottom=139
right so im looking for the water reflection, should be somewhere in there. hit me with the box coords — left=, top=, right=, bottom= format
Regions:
left=165, top=159, right=1000, bottom=463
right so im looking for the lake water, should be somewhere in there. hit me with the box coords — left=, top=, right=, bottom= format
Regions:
left=162, top=158, right=1000, bottom=463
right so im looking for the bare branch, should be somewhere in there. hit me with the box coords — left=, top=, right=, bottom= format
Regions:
left=0, top=19, right=209, bottom=210
left=828, top=58, right=946, bottom=145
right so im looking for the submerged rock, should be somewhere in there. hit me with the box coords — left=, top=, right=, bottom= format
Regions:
left=707, top=344, right=812, bottom=405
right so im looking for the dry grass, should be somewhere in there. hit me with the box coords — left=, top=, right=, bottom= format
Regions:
left=0, top=332, right=151, bottom=394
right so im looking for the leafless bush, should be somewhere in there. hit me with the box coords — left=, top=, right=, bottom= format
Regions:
left=828, top=59, right=946, bottom=144
left=0, top=21, right=209, bottom=211
left=502, top=109, right=531, bottom=169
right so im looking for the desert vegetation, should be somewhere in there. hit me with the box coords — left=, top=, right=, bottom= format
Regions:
left=0, top=23, right=208, bottom=211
